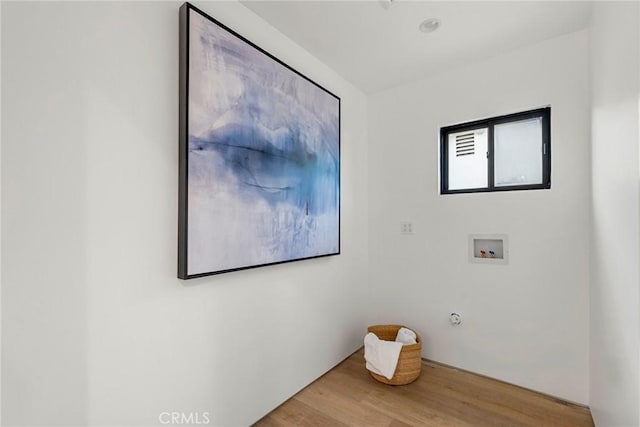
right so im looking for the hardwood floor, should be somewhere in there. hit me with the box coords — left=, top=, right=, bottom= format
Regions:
left=254, top=349, right=593, bottom=427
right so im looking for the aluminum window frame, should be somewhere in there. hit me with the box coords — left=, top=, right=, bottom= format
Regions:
left=440, top=107, right=551, bottom=195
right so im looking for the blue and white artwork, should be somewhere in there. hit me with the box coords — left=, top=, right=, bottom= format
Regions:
left=180, top=5, right=340, bottom=278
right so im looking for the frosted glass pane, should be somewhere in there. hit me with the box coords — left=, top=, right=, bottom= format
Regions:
left=494, top=118, right=543, bottom=187
left=447, top=128, right=488, bottom=190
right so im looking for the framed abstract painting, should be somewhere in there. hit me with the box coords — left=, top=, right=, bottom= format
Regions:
left=178, top=3, right=341, bottom=279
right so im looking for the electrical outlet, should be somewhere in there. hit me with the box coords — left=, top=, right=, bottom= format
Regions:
left=400, top=222, right=413, bottom=234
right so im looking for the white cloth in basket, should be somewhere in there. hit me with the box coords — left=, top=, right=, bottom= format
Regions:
left=395, top=327, right=417, bottom=345
left=364, top=332, right=403, bottom=380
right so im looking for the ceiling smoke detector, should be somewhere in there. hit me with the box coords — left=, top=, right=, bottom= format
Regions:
left=419, top=18, right=441, bottom=33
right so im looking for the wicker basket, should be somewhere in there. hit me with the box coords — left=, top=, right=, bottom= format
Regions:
left=366, top=324, right=422, bottom=385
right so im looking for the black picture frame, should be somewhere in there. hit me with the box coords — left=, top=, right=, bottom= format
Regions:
left=179, top=3, right=341, bottom=279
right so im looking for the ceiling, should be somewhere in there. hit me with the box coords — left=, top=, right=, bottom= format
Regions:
left=241, top=1, right=592, bottom=93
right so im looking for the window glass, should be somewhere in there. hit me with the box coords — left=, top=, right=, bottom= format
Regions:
left=494, top=118, right=543, bottom=187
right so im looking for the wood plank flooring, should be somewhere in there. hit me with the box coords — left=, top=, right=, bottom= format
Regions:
left=254, top=349, right=593, bottom=427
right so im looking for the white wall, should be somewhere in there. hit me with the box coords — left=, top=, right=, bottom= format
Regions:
left=589, top=2, right=640, bottom=426
left=1, top=2, right=369, bottom=426
left=368, top=30, right=590, bottom=404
